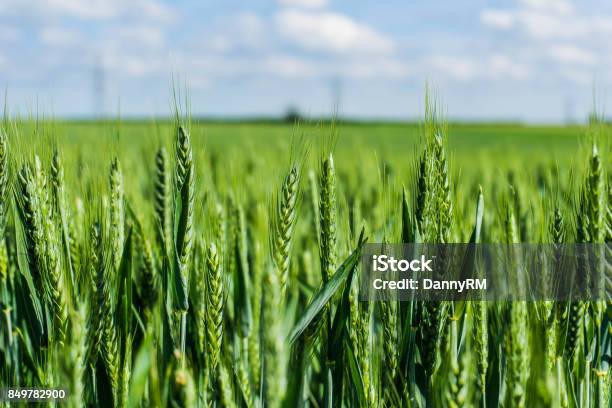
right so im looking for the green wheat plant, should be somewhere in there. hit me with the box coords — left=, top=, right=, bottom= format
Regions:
left=0, top=89, right=609, bottom=408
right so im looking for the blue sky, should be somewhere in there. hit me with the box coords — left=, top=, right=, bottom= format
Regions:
left=0, top=0, right=611, bottom=122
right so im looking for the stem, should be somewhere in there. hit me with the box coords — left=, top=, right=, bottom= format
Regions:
left=180, top=313, right=187, bottom=358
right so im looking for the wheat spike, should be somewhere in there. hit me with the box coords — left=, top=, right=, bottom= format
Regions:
left=319, top=154, right=337, bottom=282
left=272, top=165, right=300, bottom=296
left=109, top=157, right=125, bottom=273
left=154, top=147, right=171, bottom=250
left=205, top=242, right=223, bottom=373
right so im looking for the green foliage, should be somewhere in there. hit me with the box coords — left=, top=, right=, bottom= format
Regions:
left=0, top=94, right=609, bottom=408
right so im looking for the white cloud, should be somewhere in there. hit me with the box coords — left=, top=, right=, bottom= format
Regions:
left=277, top=0, right=328, bottom=8
left=136, top=0, right=177, bottom=23
left=276, top=10, right=394, bottom=55
left=1, top=0, right=176, bottom=22
left=518, top=10, right=591, bottom=40
left=481, top=2, right=610, bottom=41
left=548, top=45, right=597, bottom=65
left=26, top=0, right=117, bottom=19
left=519, top=0, right=573, bottom=15
left=420, top=54, right=531, bottom=82
left=480, top=10, right=515, bottom=30
left=479, top=0, right=610, bottom=84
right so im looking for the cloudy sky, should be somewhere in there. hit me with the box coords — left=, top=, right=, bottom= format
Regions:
left=0, top=0, right=611, bottom=122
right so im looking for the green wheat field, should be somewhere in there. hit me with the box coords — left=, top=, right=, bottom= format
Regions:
left=0, top=99, right=610, bottom=407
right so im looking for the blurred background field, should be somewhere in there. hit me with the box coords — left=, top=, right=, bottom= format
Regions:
left=35, top=120, right=591, bottom=208
left=52, top=121, right=585, bottom=157
left=43, top=120, right=587, bottom=176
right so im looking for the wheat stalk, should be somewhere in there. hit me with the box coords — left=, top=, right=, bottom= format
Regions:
left=503, top=187, right=528, bottom=408
left=92, top=220, right=119, bottom=399
left=60, top=303, right=87, bottom=408
left=262, top=263, right=285, bottom=407
left=170, top=352, right=196, bottom=407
